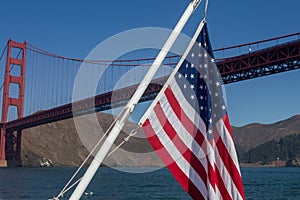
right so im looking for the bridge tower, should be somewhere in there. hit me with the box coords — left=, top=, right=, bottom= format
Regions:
left=0, top=39, right=26, bottom=167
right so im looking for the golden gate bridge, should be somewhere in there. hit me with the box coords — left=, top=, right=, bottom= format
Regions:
left=0, top=32, right=299, bottom=167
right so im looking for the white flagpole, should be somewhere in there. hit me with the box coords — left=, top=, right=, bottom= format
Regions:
left=69, top=1, right=202, bottom=199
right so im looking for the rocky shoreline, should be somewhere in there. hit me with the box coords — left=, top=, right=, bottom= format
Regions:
left=240, top=158, right=300, bottom=168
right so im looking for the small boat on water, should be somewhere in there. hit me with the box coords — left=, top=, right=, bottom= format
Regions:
left=40, top=157, right=53, bottom=167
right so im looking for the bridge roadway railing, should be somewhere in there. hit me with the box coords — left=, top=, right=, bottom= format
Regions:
left=218, top=39, right=300, bottom=84
left=3, top=77, right=166, bottom=132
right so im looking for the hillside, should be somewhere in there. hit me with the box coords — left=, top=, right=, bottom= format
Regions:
left=21, top=112, right=163, bottom=167
left=232, top=115, right=300, bottom=166
left=241, top=134, right=300, bottom=166
left=232, top=115, right=300, bottom=153
left=20, top=113, right=300, bottom=167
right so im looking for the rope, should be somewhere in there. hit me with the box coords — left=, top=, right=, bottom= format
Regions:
left=54, top=124, right=139, bottom=199
left=57, top=178, right=82, bottom=198
left=107, top=128, right=138, bottom=158
left=55, top=116, right=119, bottom=199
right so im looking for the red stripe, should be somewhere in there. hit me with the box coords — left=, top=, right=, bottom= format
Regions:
left=164, top=86, right=206, bottom=152
left=215, top=120, right=245, bottom=199
left=206, top=156, right=217, bottom=192
left=153, top=102, right=208, bottom=187
left=142, top=119, right=205, bottom=200
left=223, top=114, right=233, bottom=139
left=215, top=165, right=232, bottom=200
left=142, top=86, right=245, bottom=199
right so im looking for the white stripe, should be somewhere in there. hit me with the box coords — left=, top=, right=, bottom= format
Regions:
left=159, top=93, right=208, bottom=171
left=214, top=146, right=243, bottom=200
left=169, top=79, right=207, bottom=136
left=169, top=80, right=217, bottom=161
left=216, top=120, right=241, bottom=174
left=212, top=120, right=243, bottom=200
left=170, top=78, right=243, bottom=199
left=169, top=78, right=222, bottom=177
left=148, top=111, right=207, bottom=199
left=207, top=180, right=222, bottom=200
left=215, top=186, right=223, bottom=200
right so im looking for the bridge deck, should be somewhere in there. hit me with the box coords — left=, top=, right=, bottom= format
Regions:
left=3, top=38, right=300, bottom=132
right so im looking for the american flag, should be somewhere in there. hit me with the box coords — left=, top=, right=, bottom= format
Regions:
left=139, top=21, right=245, bottom=200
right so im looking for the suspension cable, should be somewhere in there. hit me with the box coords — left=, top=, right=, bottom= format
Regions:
left=0, top=43, right=8, bottom=93
left=0, top=42, right=8, bottom=62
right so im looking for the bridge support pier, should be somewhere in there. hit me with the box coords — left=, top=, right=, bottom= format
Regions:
left=15, top=130, right=22, bottom=162
left=0, top=128, right=22, bottom=167
left=0, top=126, right=7, bottom=167
left=0, top=39, right=26, bottom=167
left=0, top=160, right=7, bottom=167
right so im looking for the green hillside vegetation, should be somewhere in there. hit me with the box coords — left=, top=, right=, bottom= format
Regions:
left=240, top=134, right=300, bottom=166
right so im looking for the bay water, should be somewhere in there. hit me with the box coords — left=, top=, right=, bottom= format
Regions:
left=0, top=167, right=299, bottom=199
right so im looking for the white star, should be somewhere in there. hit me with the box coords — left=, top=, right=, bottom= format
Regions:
left=185, top=74, right=188, bottom=78
left=214, top=103, right=218, bottom=107
left=215, top=92, right=218, bottom=97
left=191, top=63, right=194, bottom=68
left=178, top=74, right=182, bottom=79
left=200, top=64, right=203, bottom=68
left=204, top=64, right=208, bottom=68
left=200, top=106, right=204, bottom=110
left=183, top=84, right=187, bottom=89
left=186, top=63, right=189, bottom=68
left=190, top=84, right=195, bottom=89
left=208, top=129, right=212, bottom=134
left=198, top=42, right=202, bottom=47
left=191, top=53, right=195, bottom=58
left=222, top=105, right=226, bottom=110
left=204, top=53, right=208, bottom=58
left=200, top=85, right=203, bottom=90
left=204, top=74, right=207, bottom=79
left=198, top=53, right=202, bottom=57
left=191, top=95, right=195, bottom=100
left=204, top=43, right=207, bottom=47
left=211, top=58, right=215, bottom=63
left=216, top=81, right=220, bottom=87
left=190, top=74, right=195, bottom=79
left=200, top=96, right=204, bottom=100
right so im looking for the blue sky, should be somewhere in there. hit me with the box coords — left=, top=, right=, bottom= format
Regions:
left=0, top=0, right=299, bottom=126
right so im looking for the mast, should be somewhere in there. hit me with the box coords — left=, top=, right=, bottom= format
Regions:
left=69, top=1, right=202, bottom=199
